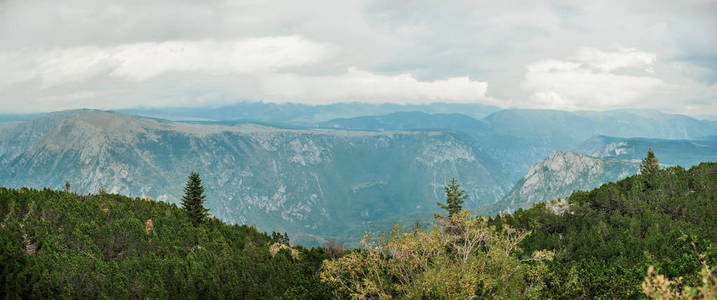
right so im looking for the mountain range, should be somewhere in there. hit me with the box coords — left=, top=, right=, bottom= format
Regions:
left=1, top=104, right=715, bottom=245
left=319, top=109, right=717, bottom=179
left=0, top=109, right=510, bottom=245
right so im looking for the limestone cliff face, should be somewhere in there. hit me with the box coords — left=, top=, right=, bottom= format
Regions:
left=0, top=110, right=511, bottom=245
left=484, top=150, right=638, bottom=215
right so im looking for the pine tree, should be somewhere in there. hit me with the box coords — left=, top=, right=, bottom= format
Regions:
left=272, top=232, right=290, bottom=245
left=437, top=178, right=467, bottom=217
left=181, top=172, right=209, bottom=226
left=640, top=149, right=659, bottom=176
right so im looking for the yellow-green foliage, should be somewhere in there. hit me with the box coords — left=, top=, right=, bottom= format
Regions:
left=269, top=242, right=300, bottom=260
left=642, top=263, right=716, bottom=300
left=321, top=211, right=553, bottom=299
left=642, top=247, right=716, bottom=300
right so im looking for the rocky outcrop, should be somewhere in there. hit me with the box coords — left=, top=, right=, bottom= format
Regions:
left=482, top=151, right=639, bottom=215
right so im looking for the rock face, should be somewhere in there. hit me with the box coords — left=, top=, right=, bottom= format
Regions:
left=483, top=151, right=639, bottom=215
left=0, top=110, right=511, bottom=245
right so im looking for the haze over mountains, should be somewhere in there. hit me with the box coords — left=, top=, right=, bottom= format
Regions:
left=1, top=103, right=716, bottom=245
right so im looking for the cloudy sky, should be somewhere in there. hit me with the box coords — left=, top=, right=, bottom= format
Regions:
left=1, top=0, right=716, bottom=116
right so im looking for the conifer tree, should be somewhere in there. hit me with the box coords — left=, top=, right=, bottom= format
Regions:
left=271, top=232, right=290, bottom=245
left=640, top=149, right=659, bottom=176
left=437, top=178, right=467, bottom=217
left=181, top=172, right=209, bottom=226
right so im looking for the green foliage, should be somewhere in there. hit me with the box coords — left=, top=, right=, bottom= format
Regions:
left=641, top=149, right=660, bottom=176
left=642, top=260, right=716, bottom=299
left=271, top=232, right=290, bottom=245
left=437, top=178, right=467, bottom=217
left=0, top=187, right=334, bottom=299
left=490, top=162, right=717, bottom=298
left=1, top=160, right=715, bottom=299
left=321, top=211, right=553, bottom=299
left=181, top=172, right=209, bottom=226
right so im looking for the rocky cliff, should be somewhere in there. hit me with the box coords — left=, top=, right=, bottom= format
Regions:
left=482, top=151, right=639, bottom=215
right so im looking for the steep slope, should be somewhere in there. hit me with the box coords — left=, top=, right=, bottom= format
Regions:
left=576, top=135, right=717, bottom=167
left=0, top=110, right=511, bottom=245
left=0, top=110, right=88, bottom=166
left=482, top=151, right=639, bottom=214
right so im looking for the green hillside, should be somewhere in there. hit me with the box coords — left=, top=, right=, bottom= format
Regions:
left=489, top=162, right=717, bottom=298
left=319, top=161, right=717, bottom=299
left=1, top=161, right=715, bottom=298
left=0, top=188, right=333, bottom=299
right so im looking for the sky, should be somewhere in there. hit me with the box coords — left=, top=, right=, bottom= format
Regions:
left=0, top=0, right=716, bottom=117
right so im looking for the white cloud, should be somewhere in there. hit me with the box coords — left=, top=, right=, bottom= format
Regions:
left=260, top=67, right=492, bottom=104
left=0, top=38, right=495, bottom=112
left=0, top=0, right=715, bottom=115
left=0, top=36, right=330, bottom=88
left=573, top=47, right=656, bottom=73
left=108, top=37, right=329, bottom=81
left=521, top=48, right=670, bottom=110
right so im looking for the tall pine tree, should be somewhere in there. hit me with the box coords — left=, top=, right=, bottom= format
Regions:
left=437, top=178, right=467, bottom=217
left=181, top=172, right=209, bottom=226
left=640, top=149, right=659, bottom=176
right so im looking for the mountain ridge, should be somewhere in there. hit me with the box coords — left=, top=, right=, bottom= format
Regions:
left=0, top=109, right=511, bottom=245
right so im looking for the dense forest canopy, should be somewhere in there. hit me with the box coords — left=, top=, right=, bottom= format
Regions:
left=489, top=162, right=717, bottom=298
left=0, top=188, right=334, bottom=298
left=1, top=160, right=715, bottom=298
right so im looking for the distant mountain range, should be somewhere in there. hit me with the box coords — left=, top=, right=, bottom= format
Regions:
left=319, top=108, right=717, bottom=179
left=115, top=102, right=502, bottom=125
left=576, top=135, right=717, bottom=167
left=1, top=104, right=715, bottom=245
left=0, top=110, right=510, bottom=245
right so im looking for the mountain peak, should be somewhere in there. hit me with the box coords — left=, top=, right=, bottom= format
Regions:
left=481, top=150, right=639, bottom=215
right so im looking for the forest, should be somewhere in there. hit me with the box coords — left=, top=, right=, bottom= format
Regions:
left=1, top=158, right=715, bottom=299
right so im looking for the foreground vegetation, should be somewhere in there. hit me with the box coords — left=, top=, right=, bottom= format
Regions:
left=0, top=188, right=333, bottom=298
left=1, top=156, right=715, bottom=298
left=489, top=161, right=716, bottom=298
left=321, top=160, right=716, bottom=299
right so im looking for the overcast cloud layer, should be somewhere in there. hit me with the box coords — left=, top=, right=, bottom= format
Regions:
left=1, top=0, right=716, bottom=116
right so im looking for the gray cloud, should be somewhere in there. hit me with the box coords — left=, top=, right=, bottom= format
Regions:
left=0, top=0, right=715, bottom=115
